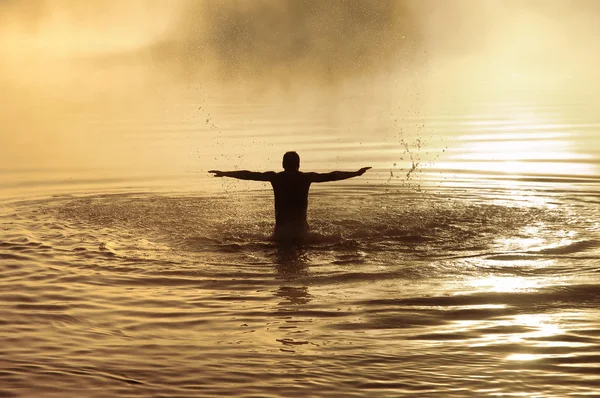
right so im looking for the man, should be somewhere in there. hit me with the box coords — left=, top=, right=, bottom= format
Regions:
left=209, top=151, right=371, bottom=242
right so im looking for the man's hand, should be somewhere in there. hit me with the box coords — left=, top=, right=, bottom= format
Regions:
left=357, top=167, right=372, bottom=176
left=208, top=170, right=224, bottom=177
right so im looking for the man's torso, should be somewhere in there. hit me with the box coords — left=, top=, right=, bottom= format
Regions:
left=270, top=171, right=311, bottom=236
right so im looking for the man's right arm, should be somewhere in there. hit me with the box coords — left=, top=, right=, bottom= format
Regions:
left=308, top=167, right=371, bottom=183
left=209, top=170, right=276, bottom=181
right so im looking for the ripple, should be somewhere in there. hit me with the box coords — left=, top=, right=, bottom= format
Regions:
left=0, top=190, right=599, bottom=397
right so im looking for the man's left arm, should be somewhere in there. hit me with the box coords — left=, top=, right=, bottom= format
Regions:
left=308, top=167, right=371, bottom=183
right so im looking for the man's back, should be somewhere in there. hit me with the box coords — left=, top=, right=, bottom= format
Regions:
left=270, top=171, right=312, bottom=240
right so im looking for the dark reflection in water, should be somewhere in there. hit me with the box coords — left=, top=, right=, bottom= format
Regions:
left=274, top=244, right=309, bottom=273
left=273, top=244, right=312, bottom=305
left=276, top=286, right=312, bottom=305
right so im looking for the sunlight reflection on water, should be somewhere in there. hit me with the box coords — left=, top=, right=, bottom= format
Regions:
left=506, top=353, right=544, bottom=361
left=468, top=276, right=543, bottom=293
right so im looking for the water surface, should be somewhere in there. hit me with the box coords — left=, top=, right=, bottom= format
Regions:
left=2, top=19, right=600, bottom=396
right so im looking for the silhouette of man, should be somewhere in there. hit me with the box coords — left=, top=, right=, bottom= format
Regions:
left=209, top=151, right=371, bottom=242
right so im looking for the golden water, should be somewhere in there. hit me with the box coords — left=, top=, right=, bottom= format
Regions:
left=2, top=2, right=600, bottom=396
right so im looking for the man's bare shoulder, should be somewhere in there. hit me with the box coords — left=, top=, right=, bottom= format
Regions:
left=271, top=171, right=313, bottom=182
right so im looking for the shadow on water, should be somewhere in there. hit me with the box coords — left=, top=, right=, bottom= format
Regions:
left=273, top=243, right=309, bottom=276
left=272, top=243, right=312, bottom=305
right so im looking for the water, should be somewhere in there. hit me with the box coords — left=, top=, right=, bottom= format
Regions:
left=2, top=49, right=600, bottom=398
left=2, top=162, right=600, bottom=397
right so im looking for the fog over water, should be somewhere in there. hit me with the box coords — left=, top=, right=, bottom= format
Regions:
left=1, top=0, right=599, bottom=182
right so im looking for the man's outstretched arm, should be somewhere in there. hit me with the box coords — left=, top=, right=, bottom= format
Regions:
left=308, top=167, right=371, bottom=183
left=208, top=170, right=275, bottom=181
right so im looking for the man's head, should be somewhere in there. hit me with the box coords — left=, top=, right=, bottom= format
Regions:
left=282, top=151, right=300, bottom=171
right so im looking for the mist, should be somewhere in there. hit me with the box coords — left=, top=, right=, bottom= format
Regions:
left=3, top=1, right=599, bottom=83
left=160, top=0, right=418, bottom=82
left=1, top=0, right=599, bottom=177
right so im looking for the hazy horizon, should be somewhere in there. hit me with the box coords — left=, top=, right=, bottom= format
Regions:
left=1, top=0, right=599, bottom=182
